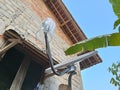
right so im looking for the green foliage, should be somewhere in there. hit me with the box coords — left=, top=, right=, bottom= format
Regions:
left=65, top=33, right=120, bottom=55
left=109, top=0, right=120, bottom=30
left=114, top=19, right=120, bottom=29
left=108, top=62, right=120, bottom=89
left=65, top=0, right=120, bottom=55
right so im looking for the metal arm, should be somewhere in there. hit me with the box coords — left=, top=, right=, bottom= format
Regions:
left=68, top=65, right=77, bottom=90
left=44, top=32, right=76, bottom=90
left=44, top=32, right=72, bottom=76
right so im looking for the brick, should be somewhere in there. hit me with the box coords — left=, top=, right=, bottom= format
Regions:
left=0, top=2, right=7, bottom=11
left=4, top=3, right=15, bottom=13
left=0, top=8, right=12, bottom=18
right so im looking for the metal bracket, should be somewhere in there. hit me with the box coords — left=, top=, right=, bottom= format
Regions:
left=45, top=51, right=97, bottom=76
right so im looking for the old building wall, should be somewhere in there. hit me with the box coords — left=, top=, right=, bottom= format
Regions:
left=0, top=0, right=83, bottom=90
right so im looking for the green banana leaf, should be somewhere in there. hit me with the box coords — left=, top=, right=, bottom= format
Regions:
left=109, top=0, right=120, bottom=29
left=65, top=33, right=120, bottom=55
left=109, top=0, right=120, bottom=18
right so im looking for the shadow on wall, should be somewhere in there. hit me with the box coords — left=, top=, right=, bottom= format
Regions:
left=59, top=84, right=69, bottom=90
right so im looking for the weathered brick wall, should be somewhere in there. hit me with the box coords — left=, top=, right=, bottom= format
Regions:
left=0, top=0, right=83, bottom=90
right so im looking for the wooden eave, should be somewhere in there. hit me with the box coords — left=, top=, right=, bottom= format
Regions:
left=43, top=0, right=102, bottom=70
left=4, top=30, right=58, bottom=68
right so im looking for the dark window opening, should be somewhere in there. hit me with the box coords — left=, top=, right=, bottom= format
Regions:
left=0, top=47, right=24, bottom=90
left=0, top=45, right=46, bottom=90
left=21, top=60, right=45, bottom=90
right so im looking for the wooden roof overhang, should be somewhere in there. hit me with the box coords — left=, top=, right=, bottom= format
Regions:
left=4, top=30, right=58, bottom=68
left=43, top=0, right=102, bottom=70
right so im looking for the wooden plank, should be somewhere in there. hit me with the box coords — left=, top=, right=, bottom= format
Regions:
left=0, top=36, right=6, bottom=48
left=10, top=57, right=31, bottom=90
left=49, top=1, right=64, bottom=23
left=60, top=19, right=72, bottom=27
left=0, top=37, right=7, bottom=61
left=0, top=39, right=21, bottom=55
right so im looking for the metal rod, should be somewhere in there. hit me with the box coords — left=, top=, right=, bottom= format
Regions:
left=68, top=71, right=76, bottom=90
left=44, top=32, right=71, bottom=76
left=45, top=51, right=97, bottom=74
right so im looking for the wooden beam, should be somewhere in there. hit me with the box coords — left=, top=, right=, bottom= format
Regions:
left=60, top=19, right=72, bottom=27
left=10, top=57, right=31, bottom=90
left=0, top=36, right=6, bottom=48
left=0, top=39, right=21, bottom=55
left=49, top=1, right=64, bottom=23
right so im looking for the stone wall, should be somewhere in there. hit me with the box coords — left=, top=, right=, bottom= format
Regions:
left=0, top=0, right=83, bottom=90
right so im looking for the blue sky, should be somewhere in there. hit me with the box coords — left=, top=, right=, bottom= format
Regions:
left=63, top=0, right=120, bottom=90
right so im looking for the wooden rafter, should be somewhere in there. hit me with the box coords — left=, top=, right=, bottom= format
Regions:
left=49, top=1, right=65, bottom=23
left=0, top=39, right=21, bottom=55
left=60, top=19, right=72, bottom=27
